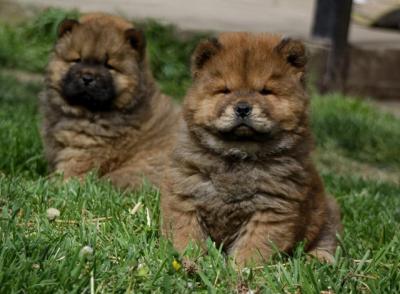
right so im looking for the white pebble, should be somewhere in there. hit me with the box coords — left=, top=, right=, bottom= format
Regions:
left=80, top=246, right=94, bottom=257
left=46, top=208, right=60, bottom=220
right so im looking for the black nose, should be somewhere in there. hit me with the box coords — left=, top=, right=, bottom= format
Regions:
left=234, top=102, right=252, bottom=118
left=81, top=74, right=95, bottom=86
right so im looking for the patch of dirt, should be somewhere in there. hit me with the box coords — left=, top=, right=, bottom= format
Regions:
left=0, top=69, right=43, bottom=84
left=314, top=148, right=400, bottom=185
left=371, top=99, right=400, bottom=118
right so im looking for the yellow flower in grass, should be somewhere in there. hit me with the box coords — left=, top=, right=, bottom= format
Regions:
left=172, top=259, right=181, bottom=271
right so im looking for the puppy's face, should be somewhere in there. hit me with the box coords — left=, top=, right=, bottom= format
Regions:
left=46, top=14, right=146, bottom=112
left=184, top=33, right=310, bottom=157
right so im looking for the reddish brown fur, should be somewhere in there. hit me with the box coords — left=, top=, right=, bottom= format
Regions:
left=40, top=13, right=179, bottom=189
left=161, top=33, right=342, bottom=266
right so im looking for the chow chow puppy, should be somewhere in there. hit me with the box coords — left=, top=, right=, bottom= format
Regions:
left=40, top=13, right=179, bottom=189
left=161, top=33, right=342, bottom=266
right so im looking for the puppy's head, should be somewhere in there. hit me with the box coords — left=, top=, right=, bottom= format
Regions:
left=184, top=33, right=310, bottom=158
left=46, top=13, right=148, bottom=112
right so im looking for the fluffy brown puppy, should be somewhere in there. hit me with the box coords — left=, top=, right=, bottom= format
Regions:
left=161, top=33, right=342, bottom=266
left=40, top=13, right=179, bottom=189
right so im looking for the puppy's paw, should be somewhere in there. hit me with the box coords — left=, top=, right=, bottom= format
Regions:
left=308, top=249, right=335, bottom=263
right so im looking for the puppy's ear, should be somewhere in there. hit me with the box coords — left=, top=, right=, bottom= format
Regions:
left=58, top=19, right=79, bottom=38
left=125, top=28, right=146, bottom=58
left=191, top=37, right=221, bottom=77
left=275, top=37, right=307, bottom=69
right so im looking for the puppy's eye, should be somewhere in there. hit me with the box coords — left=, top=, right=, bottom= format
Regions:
left=259, top=88, right=273, bottom=96
left=71, top=58, right=81, bottom=63
left=214, top=87, right=231, bottom=95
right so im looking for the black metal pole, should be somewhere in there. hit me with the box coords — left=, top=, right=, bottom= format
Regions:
left=311, top=0, right=353, bottom=92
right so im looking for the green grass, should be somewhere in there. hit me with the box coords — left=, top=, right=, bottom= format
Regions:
left=0, top=74, right=46, bottom=178
left=1, top=9, right=400, bottom=293
left=0, top=8, right=79, bottom=72
left=311, top=94, right=400, bottom=168
left=144, top=21, right=208, bottom=98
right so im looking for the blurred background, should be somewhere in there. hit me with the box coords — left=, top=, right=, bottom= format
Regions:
left=1, top=0, right=400, bottom=106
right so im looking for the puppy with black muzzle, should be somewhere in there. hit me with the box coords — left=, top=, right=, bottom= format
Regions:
left=161, top=33, right=342, bottom=266
left=40, top=13, right=179, bottom=189
left=61, top=59, right=116, bottom=111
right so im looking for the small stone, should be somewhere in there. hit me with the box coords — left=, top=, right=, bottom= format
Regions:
left=46, top=208, right=60, bottom=221
left=187, top=282, right=194, bottom=289
left=79, top=245, right=94, bottom=257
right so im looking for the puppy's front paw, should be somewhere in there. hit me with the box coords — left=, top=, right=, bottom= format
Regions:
left=308, top=249, right=335, bottom=263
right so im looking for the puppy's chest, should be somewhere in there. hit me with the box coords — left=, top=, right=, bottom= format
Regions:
left=208, top=166, right=269, bottom=203
left=194, top=167, right=267, bottom=246
left=194, top=163, right=304, bottom=247
left=197, top=198, right=254, bottom=248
